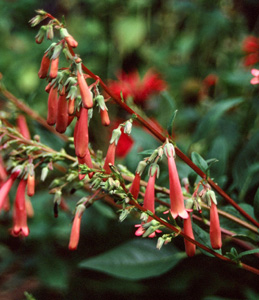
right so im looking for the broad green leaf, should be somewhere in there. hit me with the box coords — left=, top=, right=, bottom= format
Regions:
left=191, top=151, right=208, bottom=173
left=232, top=132, right=259, bottom=195
left=192, top=223, right=222, bottom=257
left=79, top=239, right=185, bottom=280
left=254, top=188, right=259, bottom=222
left=193, top=97, right=244, bottom=141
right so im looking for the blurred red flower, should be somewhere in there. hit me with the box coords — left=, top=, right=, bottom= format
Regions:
left=108, top=70, right=167, bottom=105
left=242, top=36, right=259, bottom=66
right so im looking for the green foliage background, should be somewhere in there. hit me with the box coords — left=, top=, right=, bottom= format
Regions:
left=0, top=0, right=259, bottom=299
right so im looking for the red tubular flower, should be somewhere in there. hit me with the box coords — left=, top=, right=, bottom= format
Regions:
left=68, top=204, right=85, bottom=250
left=0, top=170, right=20, bottom=211
left=47, top=86, right=58, bottom=126
left=103, top=142, right=116, bottom=174
left=27, top=173, right=35, bottom=197
left=183, top=212, right=196, bottom=257
left=49, top=57, right=59, bottom=79
left=164, top=143, right=188, bottom=219
left=65, top=35, right=78, bottom=48
left=143, top=165, right=158, bottom=213
left=55, top=94, right=69, bottom=133
left=68, top=98, right=75, bottom=115
left=135, top=164, right=160, bottom=238
left=11, top=179, right=29, bottom=237
left=38, top=53, right=51, bottom=79
left=25, top=198, right=34, bottom=218
left=129, top=173, right=141, bottom=200
left=17, top=115, right=31, bottom=140
left=78, top=148, right=94, bottom=180
left=210, top=201, right=222, bottom=249
left=77, top=71, right=93, bottom=109
left=100, top=108, right=110, bottom=126
left=75, top=107, right=89, bottom=158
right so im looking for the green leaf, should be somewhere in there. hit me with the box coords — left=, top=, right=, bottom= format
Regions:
left=237, top=248, right=259, bottom=259
left=193, top=97, right=244, bottom=141
left=79, top=239, right=185, bottom=280
left=191, top=152, right=208, bottom=173
left=192, top=223, right=222, bottom=257
left=254, top=188, right=259, bottom=222
left=167, top=109, right=178, bottom=136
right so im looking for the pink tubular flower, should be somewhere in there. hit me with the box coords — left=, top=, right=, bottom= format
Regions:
left=210, top=200, right=222, bottom=249
left=100, top=108, right=110, bottom=126
left=11, top=179, right=29, bottom=237
left=108, top=69, right=166, bottom=105
left=250, top=69, right=259, bottom=85
left=164, top=143, right=188, bottom=219
left=135, top=164, right=160, bottom=239
left=68, top=204, right=85, bottom=250
left=103, top=142, right=116, bottom=174
left=0, top=170, right=20, bottom=211
left=183, top=212, right=196, bottom=257
left=17, top=115, right=31, bottom=140
left=143, top=165, right=158, bottom=213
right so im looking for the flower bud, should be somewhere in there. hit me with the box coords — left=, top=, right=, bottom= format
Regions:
left=124, top=120, right=132, bottom=135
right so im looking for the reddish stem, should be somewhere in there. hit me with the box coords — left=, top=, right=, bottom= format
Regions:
left=67, top=45, right=259, bottom=228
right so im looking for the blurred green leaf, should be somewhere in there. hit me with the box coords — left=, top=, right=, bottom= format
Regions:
left=192, top=223, right=222, bottom=257
left=193, top=98, right=244, bottom=141
left=79, top=239, right=185, bottom=280
left=191, top=151, right=208, bottom=173
left=254, top=188, right=259, bottom=222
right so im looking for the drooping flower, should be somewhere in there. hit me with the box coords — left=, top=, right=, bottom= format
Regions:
left=49, top=57, right=59, bottom=79
left=47, top=86, right=58, bottom=126
left=38, top=52, right=51, bottom=79
left=55, top=94, right=69, bottom=133
left=76, top=61, right=93, bottom=109
left=11, top=179, right=29, bottom=237
left=74, top=107, right=89, bottom=158
left=60, top=28, right=78, bottom=48
left=250, top=68, right=259, bottom=85
left=27, top=171, right=35, bottom=197
left=17, top=115, right=31, bottom=140
left=0, top=169, right=21, bottom=211
left=68, top=204, right=85, bottom=250
left=129, top=173, right=141, bottom=200
left=135, top=164, right=160, bottom=238
left=108, top=69, right=166, bottom=105
left=183, top=211, right=196, bottom=257
left=164, top=143, right=188, bottom=219
left=103, top=127, right=121, bottom=174
left=210, top=199, right=222, bottom=249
